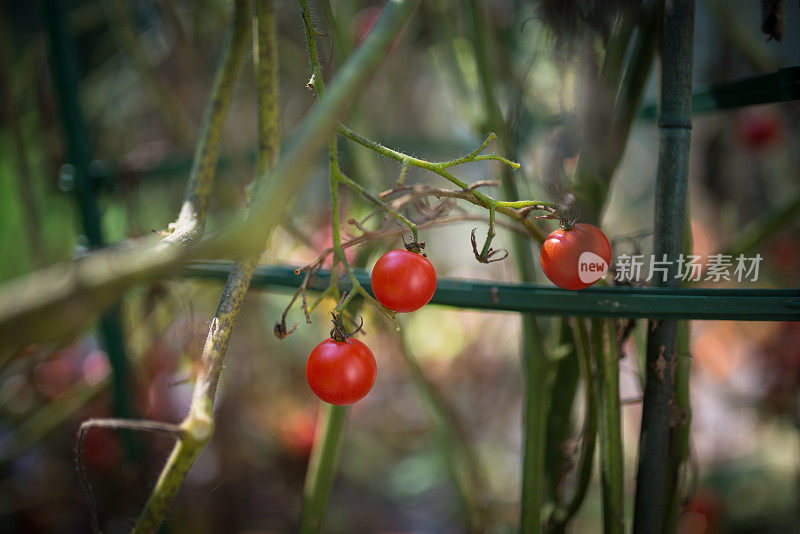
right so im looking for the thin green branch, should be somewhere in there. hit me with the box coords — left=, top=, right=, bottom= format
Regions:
left=299, top=0, right=396, bottom=327
left=663, top=320, right=692, bottom=532
left=480, top=205, right=496, bottom=258
left=298, top=3, right=388, bottom=531
left=337, top=123, right=551, bottom=248
left=164, top=0, right=252, bottom=246
left=337, top=171, right=419, bottom=241
left=564, top=319, right=598, bottom=521
left=550, top=318, right=597, bottom=531
left=441, top=133, right=521, bottom=169
left=571, top=0, right=660, bottom=225
left=0, top=0, right=419, bottom=354
left=396, top=158, right=410, bottom=185
left=663, top=208, right=695, bottom=531
left=595, top=318, right=624, bottom=534
left=130, top=2, right=278, bottom=532
left=395, top=333, right=490, bottom=530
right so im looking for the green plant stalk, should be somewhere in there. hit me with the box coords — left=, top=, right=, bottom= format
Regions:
left=571, top=0, right=660, bottom=225
left=164, top=0, right=252, bottom=246
left=298, top=4, right=427, bottom=517
left=397, top=334, right=489, bottom=531
left=103, top=0, right=192, bottom=144
left=545, top=321, right=580, bottom=503
left=298, top=0, right=389, bottom=321
left=595, top=318, right=624, bottom=533
left=601, top=7, right=640, bottom=91
left=132, top=1, right=278, bottom=531
left=292, top=16, right=489, bottom=513
left=301, top=404, right=349, bottom=533
left=337, top=171, right=418, bottom=242
left=519, top=319, right=555, bottom=533
left=633, top=1, right=696, bottom=531
left=0, top=0, right=418, bottom=355
left=464, top=2, right=553, bottom=530
left=551, top=318, right=597, bottom=532
left=296, top=3, right=372, bottom=532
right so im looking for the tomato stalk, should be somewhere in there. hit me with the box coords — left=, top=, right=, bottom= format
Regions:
left=463, top=1, right=557, bottom=531
left=336, top=123, right=573, bottom=265
left=549, top=319, right=598, bottom=531
left=595, top=318, right=624, bottom=533
left=300, top=403, right=349, bottom=534
left=132, top=2, right=267, bottom=532
left=297, top=2, right=390, bottom=531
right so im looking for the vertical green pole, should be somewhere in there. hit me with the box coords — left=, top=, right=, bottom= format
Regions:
left=43, top=0, right=133, bottom=425
left=633, top=0, right=695, bottom=531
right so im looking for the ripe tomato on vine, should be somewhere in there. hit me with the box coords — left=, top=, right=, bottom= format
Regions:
left=540, top=223, right=611, bottom=290
left=371, top=248, right=437, bottom=313
left=306, top=319, right=377, bottom=406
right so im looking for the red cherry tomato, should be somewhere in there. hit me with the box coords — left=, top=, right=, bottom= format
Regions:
left=306, top=338, right=377, bottom=405
left=540, top=223, right=611, bottom=290
left=736, top=109, right=784, bottom=150
left=371, top=249, right=437, bottom=312
left=278, top=409, right=317, bottom=458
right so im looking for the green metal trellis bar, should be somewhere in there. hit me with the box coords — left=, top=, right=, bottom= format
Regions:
left=639, top=65, right=800, bottom=119
left=182, top=261, right=800, bottom=321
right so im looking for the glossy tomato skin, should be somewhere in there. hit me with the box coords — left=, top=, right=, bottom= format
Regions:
left=540, top=223, right=611, bottom=290
left=306, top=338, right=377, bottom=405
left=371, top=249, right=437, bottom=312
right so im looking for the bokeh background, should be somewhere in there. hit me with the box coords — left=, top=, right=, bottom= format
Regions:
left=1, top=0, right=799, bottom=532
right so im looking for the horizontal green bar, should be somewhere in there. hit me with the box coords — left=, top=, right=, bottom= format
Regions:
left=181, top=261, right=800, bottom=321
left=639, top=66, right=800, bottom=120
